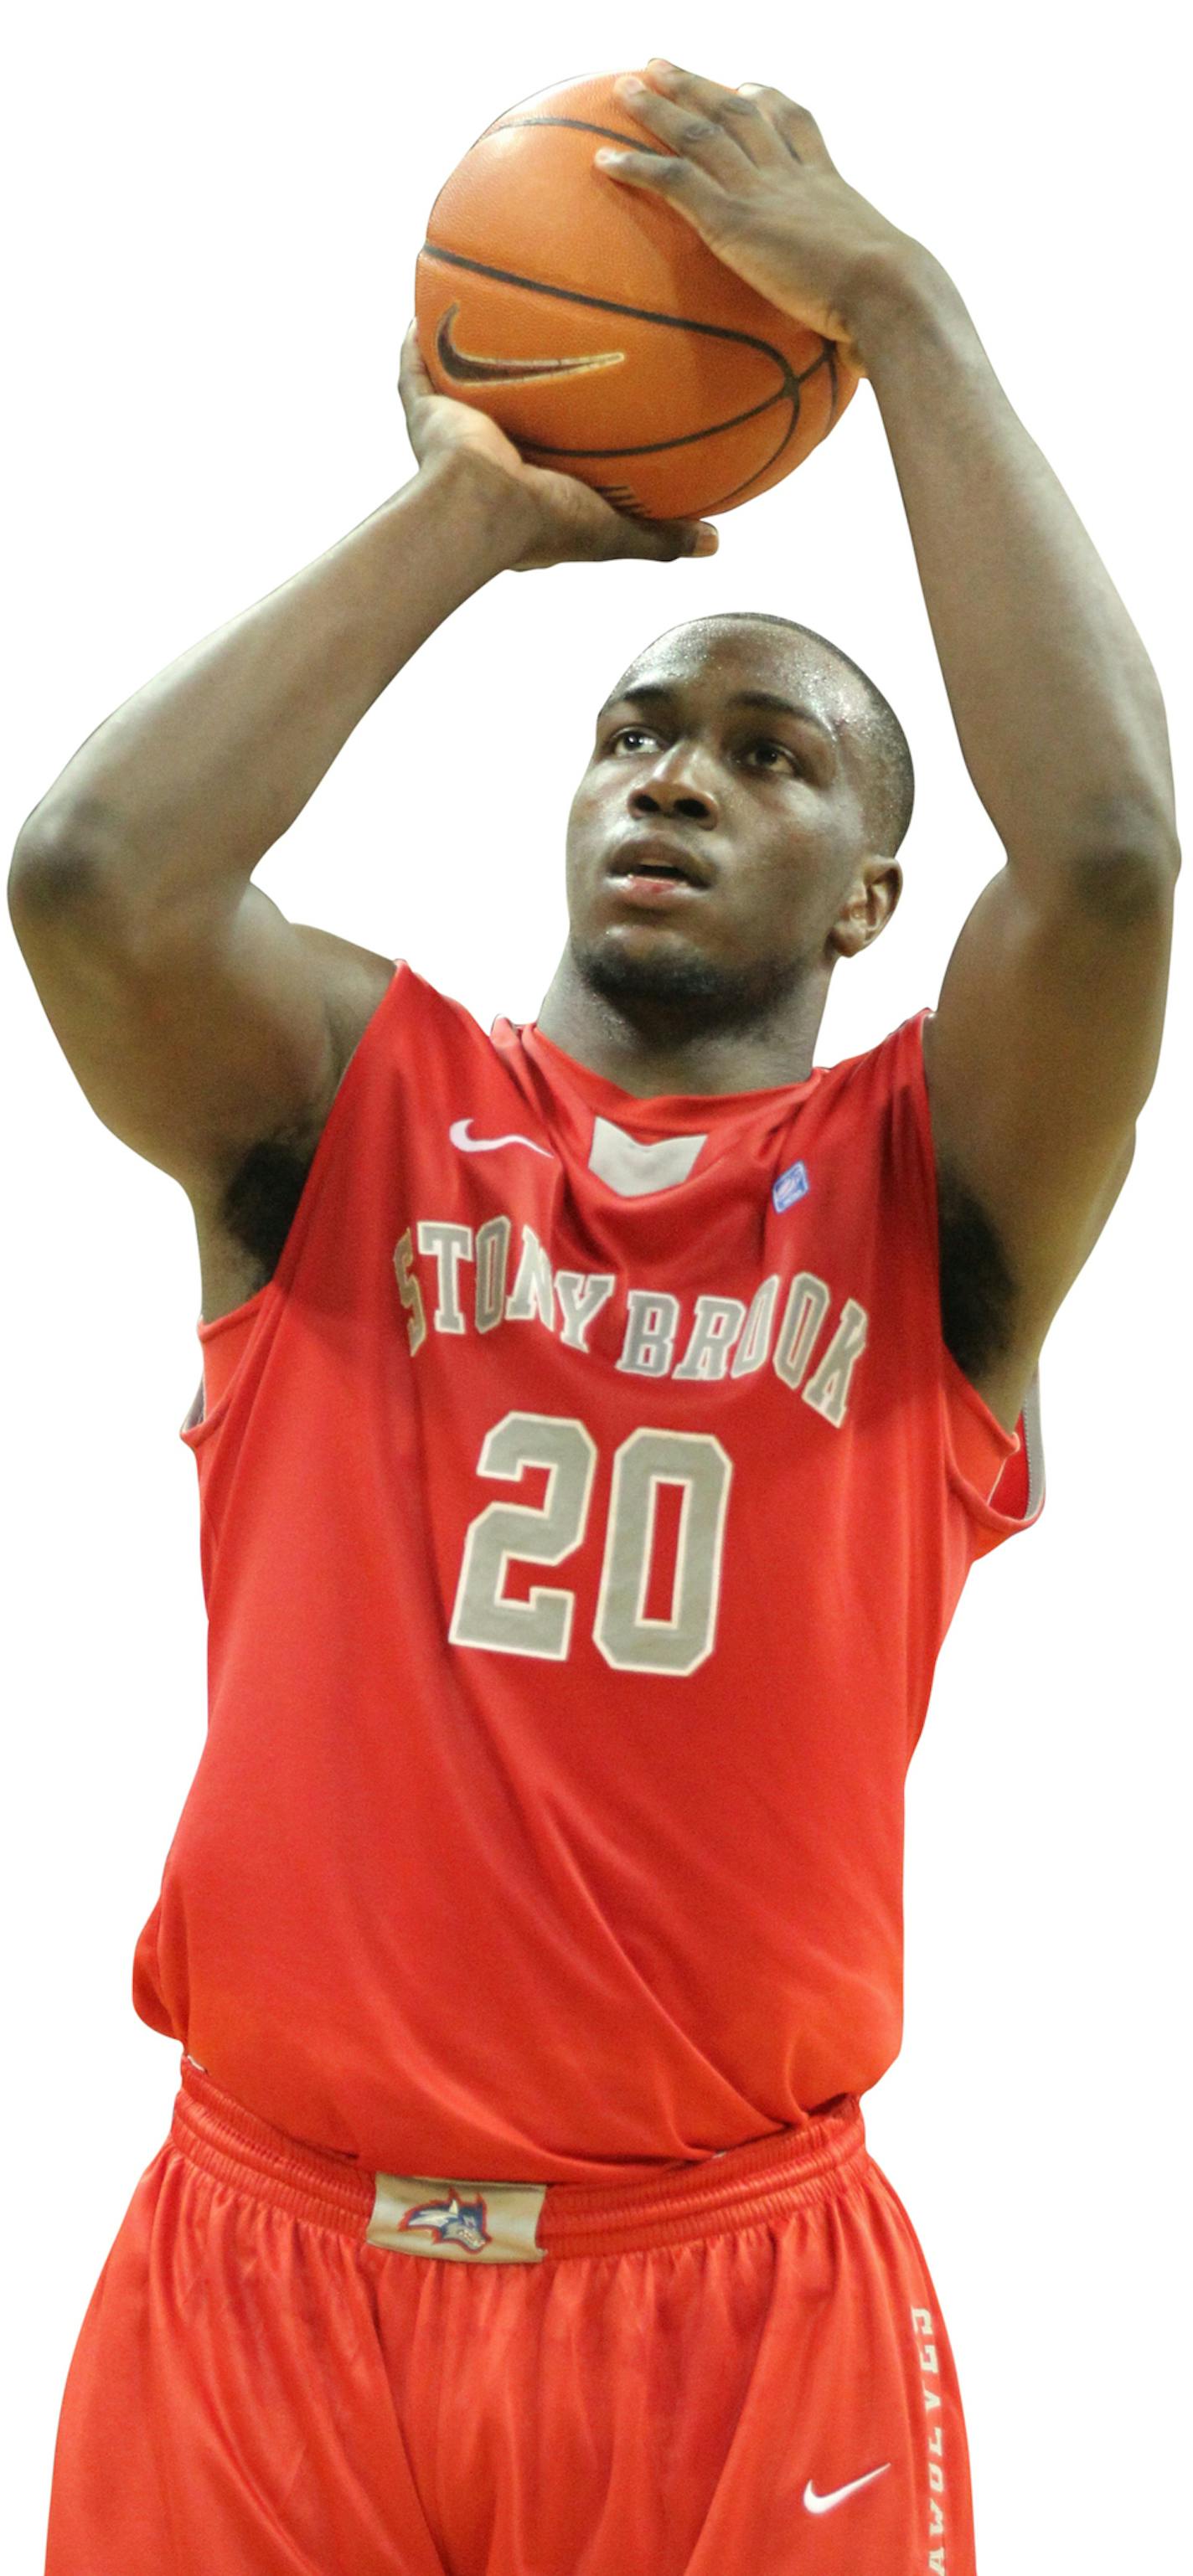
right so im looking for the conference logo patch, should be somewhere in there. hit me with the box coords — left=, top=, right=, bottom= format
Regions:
left=772, top=1158, right=810, bottom=1213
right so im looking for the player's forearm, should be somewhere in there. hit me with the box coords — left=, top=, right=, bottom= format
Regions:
left=13, top=454, right=524, bottom=908
left=850, top=252, right=1179, bottom=878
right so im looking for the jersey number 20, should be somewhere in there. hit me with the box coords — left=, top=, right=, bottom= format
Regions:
left=449, top=1410, right=733, bottom=1677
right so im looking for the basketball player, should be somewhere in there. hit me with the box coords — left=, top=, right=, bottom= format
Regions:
left=11, top=64, right=1180, bottom=2576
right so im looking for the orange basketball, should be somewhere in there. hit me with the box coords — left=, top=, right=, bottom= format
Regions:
left=414, top=68, right=861, bottom=524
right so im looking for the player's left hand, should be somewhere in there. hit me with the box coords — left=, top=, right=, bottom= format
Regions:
left=595, top=63, right=930, bottom=376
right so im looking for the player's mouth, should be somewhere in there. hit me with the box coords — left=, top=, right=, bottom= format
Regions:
left=605, top=832, right=714, bottom=904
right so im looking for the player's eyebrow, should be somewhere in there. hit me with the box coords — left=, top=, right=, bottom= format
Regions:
left=596, top=682, right=839, bottom=754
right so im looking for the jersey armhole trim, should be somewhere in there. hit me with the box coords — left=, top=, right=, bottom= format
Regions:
left=941, top=1340, right=1046, bottom=1528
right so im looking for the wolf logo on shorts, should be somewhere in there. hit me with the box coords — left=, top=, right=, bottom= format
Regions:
left=397, top=2190, right=491, bottom=2251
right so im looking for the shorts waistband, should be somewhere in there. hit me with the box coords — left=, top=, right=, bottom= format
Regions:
left=171, top=2057, right=869, bottom=2263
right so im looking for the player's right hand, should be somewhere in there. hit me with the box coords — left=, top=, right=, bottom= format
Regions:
left=398, top=322, right=719, bottom=571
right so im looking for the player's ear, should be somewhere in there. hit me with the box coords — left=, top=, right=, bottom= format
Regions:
left=871, top=861, right=902, bottom=933
left=828, top=862, right=901, bottom=958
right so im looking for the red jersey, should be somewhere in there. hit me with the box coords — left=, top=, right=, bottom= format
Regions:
left=133, top=962, right=1044, bottom=2182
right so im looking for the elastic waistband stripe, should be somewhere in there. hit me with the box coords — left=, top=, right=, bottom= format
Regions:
left=172, top=2059, right=869, bottom=2260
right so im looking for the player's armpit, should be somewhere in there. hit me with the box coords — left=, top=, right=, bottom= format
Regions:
left=921, top=846, right=1178, bottom=1364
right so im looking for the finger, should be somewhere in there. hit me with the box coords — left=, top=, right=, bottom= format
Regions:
left=398, top=325, right=436, bottom=410
left=646, top=62, right=836, bottom=170
left=400, top=320, right=426, bottom=370
left=625, top=63, right=793, bottom=169
left=734, top=84, right=837, bottom=170
left=603, top=512, right=720, bottom=564
left=611, top=70, right=778, bottom=180
left=593, top=131, right=725, bottom=232
left=643, top=58, right=752, bottom=108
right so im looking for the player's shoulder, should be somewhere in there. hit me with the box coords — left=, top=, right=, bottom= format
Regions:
left=290, top=924, right=398, bottom=1082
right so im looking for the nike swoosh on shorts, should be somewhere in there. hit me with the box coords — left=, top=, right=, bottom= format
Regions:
left=803, top=2463, right=891, bottom=2513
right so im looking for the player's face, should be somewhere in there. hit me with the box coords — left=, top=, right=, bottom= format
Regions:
left=565, top=635, right=877, bottom=1020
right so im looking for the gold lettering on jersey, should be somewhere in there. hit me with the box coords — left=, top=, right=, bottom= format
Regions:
left=731, top=1274, right=779, bottom=1375
left=617, top=1291, right=679, bottom=1376
left=674, top=1296, right=748, bottom=1382
left=392, top=1217, right=870, bottom=1427
left=417, top=1219, right=473, bottom=1334
left=505, top=1224, right=555, bottom=1327
left=803, top=1298, right=869, bottom=1428
left=555, top=1270, right=617, bottom=1350
left=772, top=1274, right=830, bottom=1387
left=475, top=1216, right=511, bottom=1332
left=393, top=1227, right=426, bottom=1356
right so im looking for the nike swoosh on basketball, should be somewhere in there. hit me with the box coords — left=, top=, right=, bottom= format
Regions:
left=449, top=1118, right=553, bottom=1159
left=803, top=2464, right=891, bottom=2514
left=434, top=301, right=624, bottom=386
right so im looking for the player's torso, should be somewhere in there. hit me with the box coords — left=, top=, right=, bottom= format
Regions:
left=148, top=967, right=1026, bottom=2170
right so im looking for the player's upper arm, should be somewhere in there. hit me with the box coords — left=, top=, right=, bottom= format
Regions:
left=8, top=823, right=395, bottom=1201
left=922, top=843, right=1180, bottom=1351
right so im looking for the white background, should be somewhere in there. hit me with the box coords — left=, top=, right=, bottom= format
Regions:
left=4, top=2, right=1188, bottom=2567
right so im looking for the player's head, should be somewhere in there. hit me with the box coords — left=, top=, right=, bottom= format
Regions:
left=562, top=612, right=911, bottom=1040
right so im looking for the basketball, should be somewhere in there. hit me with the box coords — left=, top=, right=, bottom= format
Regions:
left=414, top=68, right=861, bottom=524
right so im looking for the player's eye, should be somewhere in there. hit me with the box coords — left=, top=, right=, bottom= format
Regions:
left=608, top=729, right=800, bottom=771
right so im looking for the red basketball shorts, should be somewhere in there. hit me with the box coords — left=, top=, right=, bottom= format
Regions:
left=45, top=2053, right=974, bottom=2573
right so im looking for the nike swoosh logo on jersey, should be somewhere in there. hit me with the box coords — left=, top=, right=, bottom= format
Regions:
left=803, top=2463, right=891, bottom=2514
left=449, top=1118, right=553, bottom=1159
left=434, top=301, right=624, bottom=387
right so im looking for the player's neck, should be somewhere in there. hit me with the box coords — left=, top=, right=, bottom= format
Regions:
left=535, top=958, right=828, bottom=1100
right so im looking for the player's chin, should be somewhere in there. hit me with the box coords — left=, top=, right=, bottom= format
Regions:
left=586, top=914, right=715, bottom=968
left=571, top=922, right=731, bottom=1014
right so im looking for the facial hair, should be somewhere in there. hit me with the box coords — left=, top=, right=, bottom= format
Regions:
left=567, top=925, right=808, bottom=1043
